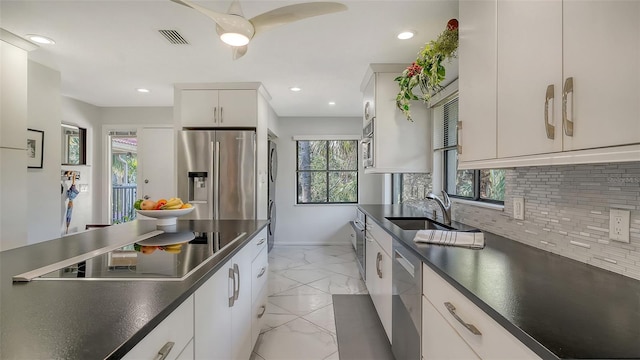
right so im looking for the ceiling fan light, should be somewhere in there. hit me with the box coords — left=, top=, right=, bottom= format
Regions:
left=220, top=32, right=250, bottom=46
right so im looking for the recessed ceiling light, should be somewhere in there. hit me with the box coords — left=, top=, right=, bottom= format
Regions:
left=397, top=31, right=415, bottom=40
left=136, top=88, right=150, bottom=93
left=290, top=87, right=302, bottom=92
left=329, top=102, right=336, bottom=106
left=26, top=34, right=55, bottom=45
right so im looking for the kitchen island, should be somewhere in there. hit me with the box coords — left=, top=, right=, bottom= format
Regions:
left=0, top=219, right=268, bottom=359
left=359, top=204, right=640, bottom=360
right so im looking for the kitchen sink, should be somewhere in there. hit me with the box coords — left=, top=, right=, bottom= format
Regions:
left=385, top=217, right=454, bottom=231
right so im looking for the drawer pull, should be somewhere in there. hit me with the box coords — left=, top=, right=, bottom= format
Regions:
left=257, top=266, right=266, bottom=278
left=444, top=302, right=482, bottom=336
left=257, top=238, right=266, bottom=246
left=153, top=341, right=175, bottom=360
left=228, top=267, right=236, bottom=307
left=258, top=305, right=267, bottom=318
left=376, top=252, right=383, bottom=278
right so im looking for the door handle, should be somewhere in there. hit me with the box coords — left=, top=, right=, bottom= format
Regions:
left=153, top=341, right=175, bottom=360
left=544, top=84, right=555, bottom=139
left=213, top=107, right=217, bottom=123
left=220, top=107, right=224, bottom=123
left=562, top=77, right=574, bottom=136
left=376, top=252, right=383, bottom=278
left=228, top=267, right=236, bottom=307
left=233, top=263, right=240, bottom=301
left=257, top=267, right=266, bottom=278
left=444, top=302, right=482, bottom=336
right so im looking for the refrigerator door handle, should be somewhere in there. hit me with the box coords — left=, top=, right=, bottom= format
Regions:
left=214, top=141, right=221, bottom=220
left=209, top=141, right=215, bottom=219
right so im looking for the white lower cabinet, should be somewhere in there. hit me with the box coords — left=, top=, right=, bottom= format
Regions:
left=422, top=295, right=479, bottom=360
left=194, top=239, right=254, bottom=360
left=122, top=296, right=194, bottom=360
left=364, top=220, right=393, bottom=342
left=422, top=264, right=540, bottom=359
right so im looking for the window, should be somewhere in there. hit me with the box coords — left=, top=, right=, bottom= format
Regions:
left=435, top=97, right=505, bottom=203
left=296, top=140, right=358, bottom=204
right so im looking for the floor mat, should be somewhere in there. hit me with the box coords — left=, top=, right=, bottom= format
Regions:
left=332, top=294, right=395, bottom=360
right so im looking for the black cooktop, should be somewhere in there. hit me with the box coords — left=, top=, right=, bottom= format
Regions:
left=34, top=231, right=245, bottom=281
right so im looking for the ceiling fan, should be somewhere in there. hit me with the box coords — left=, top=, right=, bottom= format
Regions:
left=170, top=0, right=348, bottom=59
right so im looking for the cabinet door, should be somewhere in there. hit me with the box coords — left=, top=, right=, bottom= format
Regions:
left=180, top=89, right=219, bottom=127
left=563, top=1, right=640, bottom=150
left=218, top=90, right=257, bottom=127
left=231, top=242, right=254, bottom=360
left=422, top=296, right=479, bottom=360
left=138, top=127, right=175, bottom=203
left=194, top=260, right=233, bottom=360
left=365, top=232, right=378, bottom=295
left=377, top=248, right=392, bottom=343
left=123, top=296, right=194, bottom=360
left=497, top=0, right=563, bottom=157
left=458, top=0, right=497, bottom=162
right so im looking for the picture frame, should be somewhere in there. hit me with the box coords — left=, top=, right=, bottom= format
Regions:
left=27, top=128, right=44, bottom=169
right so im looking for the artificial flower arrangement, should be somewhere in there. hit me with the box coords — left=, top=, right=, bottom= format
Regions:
left=395, top=19, right=459, bottom=121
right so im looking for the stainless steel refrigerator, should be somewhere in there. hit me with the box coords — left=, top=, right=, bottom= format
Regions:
left=177, top=130, right=256, bottom=220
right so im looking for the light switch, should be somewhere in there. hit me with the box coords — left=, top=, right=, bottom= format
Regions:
left=609, top=209, right=630, bottom=243
left=513, top=197, right=524, bottom=220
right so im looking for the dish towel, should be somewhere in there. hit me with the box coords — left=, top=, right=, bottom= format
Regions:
left=413, top=230, right=485, bottom=249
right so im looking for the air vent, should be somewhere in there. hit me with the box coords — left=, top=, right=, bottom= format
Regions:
left=158, top=29, right=189, bottom=45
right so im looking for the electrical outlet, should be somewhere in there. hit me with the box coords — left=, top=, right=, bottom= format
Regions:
left=609, top=209, right=630, bottom=243
left=513, top=197, right=525, bottom=220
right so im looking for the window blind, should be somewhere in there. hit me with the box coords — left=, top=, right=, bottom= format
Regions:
left=433, top=97, right=459, bottom=152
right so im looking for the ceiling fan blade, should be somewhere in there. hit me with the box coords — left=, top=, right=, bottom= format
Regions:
left=171, top=0, right=254, bottom=38
left=232, top=45, right=248, bottom=60
left=250, top=2, right=347, bottom=35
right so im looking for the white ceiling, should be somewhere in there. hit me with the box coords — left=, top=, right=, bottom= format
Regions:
left=0, top=0, right=458, bottom=118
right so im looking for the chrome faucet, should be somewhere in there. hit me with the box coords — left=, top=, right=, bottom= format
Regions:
left=425, top=191, right=452, bottom=225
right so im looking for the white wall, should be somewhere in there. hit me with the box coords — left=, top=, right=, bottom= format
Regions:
left=275, top=117, right=383, bottom=246
left=27, top=61, right=63, bottom=242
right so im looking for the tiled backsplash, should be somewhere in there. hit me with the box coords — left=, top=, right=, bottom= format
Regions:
left=450, top=162, right=640, bottom=280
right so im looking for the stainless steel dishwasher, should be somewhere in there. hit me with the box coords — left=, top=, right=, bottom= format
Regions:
left=392, top=239, right=422, bottom=360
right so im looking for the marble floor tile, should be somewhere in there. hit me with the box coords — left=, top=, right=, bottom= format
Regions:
left=254, top=318, right=338, bottom=360
left=277, top=268, right=333, bottom=284
left=268, top=293, right=333, bottom=316
left=268, top=272, right=303, bottom=296
left=272, top=284, right=329, bottom=297
left=335, top=252, right=357, bottom=261
left=306, top=273, right=368, bottom=295
left=302, top=303, right=336, bottom=334
left=320, top=262, right=362, bottom=279
left=268, top=254, right=311, bottom=272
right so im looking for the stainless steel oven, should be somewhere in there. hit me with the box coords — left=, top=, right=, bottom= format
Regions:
left=353, top=209, right=366, bottom=279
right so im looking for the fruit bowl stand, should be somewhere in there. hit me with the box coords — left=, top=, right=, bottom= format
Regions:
left=136, top=207, right=195, bottom=226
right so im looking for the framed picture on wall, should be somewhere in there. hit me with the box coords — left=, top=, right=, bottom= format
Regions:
left=27, top=128, right=44, bottom=169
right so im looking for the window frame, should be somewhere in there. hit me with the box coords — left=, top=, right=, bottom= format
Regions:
left=295, top=139, right=359, bottom=205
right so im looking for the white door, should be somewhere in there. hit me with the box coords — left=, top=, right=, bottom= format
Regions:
left=194, top=259, right=233, bottom=359
left=562, top=1, right=640, bottom=150
left=139, top=127, right=175, bottom=202
left=458, top=0, right=498, bottom=162
left=496, top=0, right=563, bottom=158
left=180, top=89, right=219, bottom=127
left=218, top=89, right=257, bottom=127
left=231, top=243, right=254, bottom=360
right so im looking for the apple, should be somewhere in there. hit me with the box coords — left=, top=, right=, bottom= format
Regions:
left=140, top=200, right=157, bottom=210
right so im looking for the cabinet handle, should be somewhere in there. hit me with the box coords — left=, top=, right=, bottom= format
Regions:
left=562, top=77, right=574, bottom=137
left=153, top=341, right=175, bottom=360
left=456, top=121, right=463, bottom=154
left=214, top=107, right=217, bottom=123
left=366, top=236, right=374, bottom=243
left=376, top=252, right=382, bottom=278
left=228, top=267, right=236, bottom=307
left=220, top=107, right=224, bottom=123
left=544, top=84, right=555, bottom=139
left=444, top=302, right=482, bottom=336
left=257, top=237, right=266, bottom=246
left=257, top=267, right=266, bottom=278
left=233, top=263, right=240, bottom=301
left=257, top=305, right=267, bottom=319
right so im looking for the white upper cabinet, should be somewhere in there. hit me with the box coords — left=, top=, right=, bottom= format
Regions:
left=458, top=0, right=498, bottom=162
left=362, top=65, right=432, bottom=174
left=562, top=1, right=640, bottom=151
left=179, top=89, right=257, bottom=128
left=497, top=0, right=563, bottom=157
left=459, top=0, right=640, bottom=169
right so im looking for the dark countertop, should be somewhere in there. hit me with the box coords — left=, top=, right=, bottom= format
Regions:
left=0, top=219, right=268, bottom=360
left=359, top=204, right=640, bottom=360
